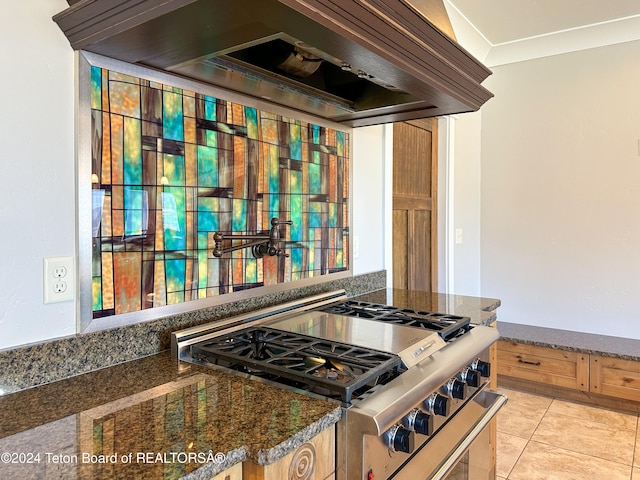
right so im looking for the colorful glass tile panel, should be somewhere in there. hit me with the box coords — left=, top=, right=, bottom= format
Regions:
left=89, top=65, right=350, bottom=318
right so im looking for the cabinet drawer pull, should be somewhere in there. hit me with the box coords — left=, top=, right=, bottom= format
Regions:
left=518, top=359, right=541, bottom=366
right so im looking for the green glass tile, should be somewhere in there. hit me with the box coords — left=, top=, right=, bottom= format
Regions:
left=267, top=144, right=279, bottom=193
left=245, top=258, right=257, bottom=283
left=290, top=124, right=302, bottom=160
left=123, top=117, right=142, bottom=185
left=163, top=154, right=185, bottom=185
left=197, top=145, right=218, bottom=187
left=290, top=171, right=302, bottom=241
left=198, top=249, right=208, bottom=289
left=204, top=96, right=216, bottom=121
left=162, top=187, right=186, bottom=251
left=163, top=91, right=184, bottom=141
left=92, top=277, right=102, bottom=310
left=337, top=130, right=345, bottom=157
left=166, top=259, right=186, bottom=294
left=245, top=107, right=258, bottom=139
left=197, top=210, right=217, bottom=232
left=329, top=202, right=337, bottom=227
left=232, top=199, right=247, bottom=231
left=309, top=202, right=322, bottom=227
left=124, top=188, right=148, bottom=235
left=309, top=162, right=321, bottom=193
left=90, top=66, right=102, bottom=110
left=205, top=130, right=217, bottom=147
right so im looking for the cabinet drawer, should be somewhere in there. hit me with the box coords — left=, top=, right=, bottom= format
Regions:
left=590, top=355, right=640, bottom=402
left=497, top=340, right=589, bottom=390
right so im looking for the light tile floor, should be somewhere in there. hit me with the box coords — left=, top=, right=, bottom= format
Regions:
left=496, top=387, right=640, bottom=480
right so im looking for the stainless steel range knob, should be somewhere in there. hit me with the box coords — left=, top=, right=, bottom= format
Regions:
left=471, top=358, right=491, bottom=378
left=402, top=409, right=433, bottom=436
left=458, top=367, right=481, bottom=388
left=424, top=392, right=449, bottom=417
left=385, top=425, right=415, bottom=454
left=444, top=378, right=468, bottom=400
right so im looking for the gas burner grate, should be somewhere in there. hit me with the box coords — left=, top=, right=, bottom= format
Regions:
left=319, top=301, right=471, bottom=341
left=192, top=327, right=402, bottom=402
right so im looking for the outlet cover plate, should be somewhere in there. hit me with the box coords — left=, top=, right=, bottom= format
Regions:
left=44, top=256, right=74, bottom=304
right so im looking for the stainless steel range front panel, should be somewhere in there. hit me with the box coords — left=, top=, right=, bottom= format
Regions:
left=265, top=311, right=446, bottom=368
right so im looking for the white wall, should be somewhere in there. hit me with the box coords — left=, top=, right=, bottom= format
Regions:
left=0, top=0, right=76, bottom=350
left=437, top=114, right=483, bottom=297
left=352, top=125, right=388, bottom=276
left=481, top=40, right=640, bottom=339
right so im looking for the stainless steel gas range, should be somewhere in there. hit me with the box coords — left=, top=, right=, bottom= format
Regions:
left=172, top=290, right=507, bottom=480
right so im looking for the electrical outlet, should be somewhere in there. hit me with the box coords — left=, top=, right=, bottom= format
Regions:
left=44, top=256, right=74, bottom=304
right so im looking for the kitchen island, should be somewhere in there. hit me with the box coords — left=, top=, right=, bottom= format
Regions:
left=0, top=289, right=500, bottom=479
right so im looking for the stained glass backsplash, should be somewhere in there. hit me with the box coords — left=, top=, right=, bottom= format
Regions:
left=90, top=67, right=350, bottom=318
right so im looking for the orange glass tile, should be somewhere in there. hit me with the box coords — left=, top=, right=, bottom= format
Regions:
left=101, top=194, right=113, bottom=237
left=232, top=252, right=243, bottom=286
left=101, top=251, right=114, bottom=310
left=185, top=143, right=197, bottom=186
left=329, top=157, right=337, bottom=202
left=183, top=94, right=195, bottom=117
left=184, top=116, right=196, bottom=145
left=153, top=260, right=167, bottom=307
left=263, top=255, right=278, bottom=285
left=232, top=102, right=244, bottom=125
left=110, top=114, right=124, bottom=185
left=109, top=78, right=141, bottom=119
left=343, top=157, right=349, bottom=198
left=113, top=253, right=142, bottom=314
left=233, top=136, right=246, bottom=198
left=101, top=112, right=112, bottom=184
left=112, top=208, right=124, bottom=238
left=101, top=69, right=110, bottom=113
left=185, top=258, right=194, bottom=298
left=261, top=118, right=278, bottom=145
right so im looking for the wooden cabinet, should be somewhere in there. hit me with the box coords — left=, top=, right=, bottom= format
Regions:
left=498, top=341, right=640, bottom=411
left=243, top=426, right=335, bottom=480
left=590, top=355, right=640, bottom=402
left=212, top=462, right=242, bottom=480
left=497, top=340, right=589, bottom=391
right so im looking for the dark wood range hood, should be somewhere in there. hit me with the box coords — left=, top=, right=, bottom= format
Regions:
left=53, top=0, right=493, bottom=127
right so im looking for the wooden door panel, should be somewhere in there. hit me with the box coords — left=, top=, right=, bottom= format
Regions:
left=393, top=122, right=432, bottom=198
left=412, top=210, right=432, bottom=291
left=392, top=120, right=437, bottom=291
left=393, top=210, right=409, bottom=290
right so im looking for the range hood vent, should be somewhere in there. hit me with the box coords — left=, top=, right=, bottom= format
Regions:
left=54, top=0, right=493, bottom=127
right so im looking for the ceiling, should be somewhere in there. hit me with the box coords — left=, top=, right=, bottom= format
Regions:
left=444, top=0, right=640, bottom=66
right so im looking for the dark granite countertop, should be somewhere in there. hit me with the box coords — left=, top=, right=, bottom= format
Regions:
left=351, top=288, right=501, bottom=326
left=498, top=321, right=640, bottom=362
left=0, top=352, right=341, bottom=479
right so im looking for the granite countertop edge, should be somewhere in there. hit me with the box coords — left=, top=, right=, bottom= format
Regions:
left=497, top=321, right=640, bottom=362
left=182, top=447, right=248, bottom=479
left=255, top=406, right=342, bottom=465
left=183, top=403, right=341, bottom=478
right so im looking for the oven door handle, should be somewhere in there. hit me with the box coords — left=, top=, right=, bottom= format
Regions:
left=430, top=389, right=508, bottom=480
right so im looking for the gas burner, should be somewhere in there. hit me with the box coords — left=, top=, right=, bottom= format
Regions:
left=319, top=301, right=471, bottom=341
left=192, top=327, right=402, bottom=402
